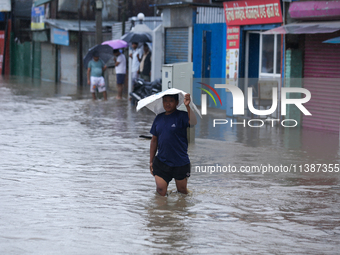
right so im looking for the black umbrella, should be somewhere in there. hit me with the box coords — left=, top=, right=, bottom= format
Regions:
left=121, top=23, right=152, bottom=43
left=121, top=32, right=152, bottom=43
left=83, top=44, right=114, bottom=68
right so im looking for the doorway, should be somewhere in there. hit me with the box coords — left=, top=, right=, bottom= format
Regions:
left=245, top=32, right=260, bottom=97
left=202, top=30, right=212, bottom=78
left=244, top=31, right=282, bottom=117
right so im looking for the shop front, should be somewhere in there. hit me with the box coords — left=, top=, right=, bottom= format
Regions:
left=223, top=0, right=283, bottom=117
left=303, top=31, right=340, bottom=132
left=264, top=1, right=340, bottom=133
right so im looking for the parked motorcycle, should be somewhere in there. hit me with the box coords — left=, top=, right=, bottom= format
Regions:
left=130, top=78, right=162, bottom=103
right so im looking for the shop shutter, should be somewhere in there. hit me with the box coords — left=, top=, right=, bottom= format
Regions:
left=303, top=32, right=340, bottom=132
left=41, top=43, right=57, bottom=82
left=165, top=28, right=188, bottom=64
left=60, top=46, right=77, bottom=84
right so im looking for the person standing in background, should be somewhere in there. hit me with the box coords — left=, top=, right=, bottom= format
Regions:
left=138, top=43, right=151, bottom=82
left=113, top=49, right=126, bottom=99
left=129, top=42, right=142, bottom=83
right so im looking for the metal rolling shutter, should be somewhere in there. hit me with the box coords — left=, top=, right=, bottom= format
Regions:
left=60, top=46, right=77, bottom=84
left=303, top=33, right=340, bottom=132
left=165, top=28, right=188, bottom=64
left=41, top=43, right=57, bottom=82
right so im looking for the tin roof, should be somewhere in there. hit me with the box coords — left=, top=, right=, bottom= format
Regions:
left=150, top=1, right=222, bottom=9
left=44, top=19, right=117, bottom=32
left=263, top=21, right=340, bottom=34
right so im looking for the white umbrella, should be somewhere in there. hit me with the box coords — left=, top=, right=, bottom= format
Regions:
left=131, top=24, right=152, bottom=33
left=136, top=88, right=202, bottom=118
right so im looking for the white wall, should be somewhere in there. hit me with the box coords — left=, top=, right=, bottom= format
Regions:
left=151, top=24, right=164, bottom=81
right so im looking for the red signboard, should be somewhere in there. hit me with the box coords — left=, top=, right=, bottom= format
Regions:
left=226, top=26, right=240, bottom=83
left=223, top=0, right=283, bottom=26
left=227, top=26, right=240, bottom=49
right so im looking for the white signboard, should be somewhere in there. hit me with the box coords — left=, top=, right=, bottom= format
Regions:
left=0, top=0, right=11, bottom=12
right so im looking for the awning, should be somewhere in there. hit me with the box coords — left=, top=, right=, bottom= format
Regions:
left=263, top=21, right=340, bottom=34
left=289, top=1, right=340, bottom=20
left=44, top=19, right=117, bottom=32
left=323, top=36, right=340, bottom=44
left=34, top=0, right=52, bottom=7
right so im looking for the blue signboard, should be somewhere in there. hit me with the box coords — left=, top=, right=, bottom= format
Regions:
left=51, top=28, right=69, bottom=46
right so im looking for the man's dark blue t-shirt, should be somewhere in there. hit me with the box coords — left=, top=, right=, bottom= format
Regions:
left=150, top=110, right=189, bottom=167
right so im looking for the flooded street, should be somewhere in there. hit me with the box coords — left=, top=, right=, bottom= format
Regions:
left=1, top=77, right=340, bottom=254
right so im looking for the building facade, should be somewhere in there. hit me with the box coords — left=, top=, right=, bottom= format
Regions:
left=265, top=0, right=340, bottom=133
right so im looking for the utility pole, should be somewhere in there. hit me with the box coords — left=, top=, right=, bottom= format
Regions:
left=95, top=0, right=103, bottom=44
left=78, top=8, right=83, bottom=86
left=121, top=0, right=126, bottom=36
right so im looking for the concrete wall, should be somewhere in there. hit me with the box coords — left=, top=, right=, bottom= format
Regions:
left=102, top=0, right=119, bottom=21
left=162, top=7, right=193, bottom=28
left=58, top=0, right=119, bottom=21
left=151, top=24, right=164, bottom=81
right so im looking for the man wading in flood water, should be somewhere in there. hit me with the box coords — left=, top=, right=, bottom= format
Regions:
left=149, top=93, right=197, bottom=196
left=87, top=51, right=107, bottom=100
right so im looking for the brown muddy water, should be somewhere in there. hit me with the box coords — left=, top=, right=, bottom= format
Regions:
left=0, top=77, right=339, bottom=254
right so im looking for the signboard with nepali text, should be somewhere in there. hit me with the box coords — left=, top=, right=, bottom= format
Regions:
left=51, top=28, right=69, bottom=46
left=227, top=26, right=240, bottom=49
left=223, top=0, right=282, bottom=26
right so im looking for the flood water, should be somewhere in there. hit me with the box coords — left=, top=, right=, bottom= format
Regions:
left=1, top=77, right=340, bottom=254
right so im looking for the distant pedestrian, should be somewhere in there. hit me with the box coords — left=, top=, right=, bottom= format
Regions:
left=129, top=42, right=142, bottom=82
left=149, top=93, right=197, bottom=196
left=113, top=49, right=126, bottom=99
left=138, top=43, right=151, bottom=82
left=87, top=51, right=107, bottom=100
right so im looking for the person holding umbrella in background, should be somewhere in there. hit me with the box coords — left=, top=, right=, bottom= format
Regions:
left=113, top=49, right=126, bottom=99
left=84, top=40, right=128, bottom=100
left=87, top=51, right=107, bottom=100
left=129, top=42, right=143, bottom=82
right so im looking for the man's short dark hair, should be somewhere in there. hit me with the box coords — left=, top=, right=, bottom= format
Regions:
left=113, top=49, right=120, bottom=54
left=163, top=94, right=179, bottom=101
left=93, top=51, right=99, bottom=57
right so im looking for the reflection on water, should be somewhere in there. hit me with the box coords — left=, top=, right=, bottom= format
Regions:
left=0, top=77, right=339, bottom=254
left=145, top=194, right=193, bottom=253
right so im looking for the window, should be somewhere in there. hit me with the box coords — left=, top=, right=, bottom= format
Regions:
left=259, top=34, right=281, bottom=77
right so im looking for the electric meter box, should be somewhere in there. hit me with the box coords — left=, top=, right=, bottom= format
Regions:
left=161, top=62, right=195, bottom=143
left=162, top=62, right=194, bottom=95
